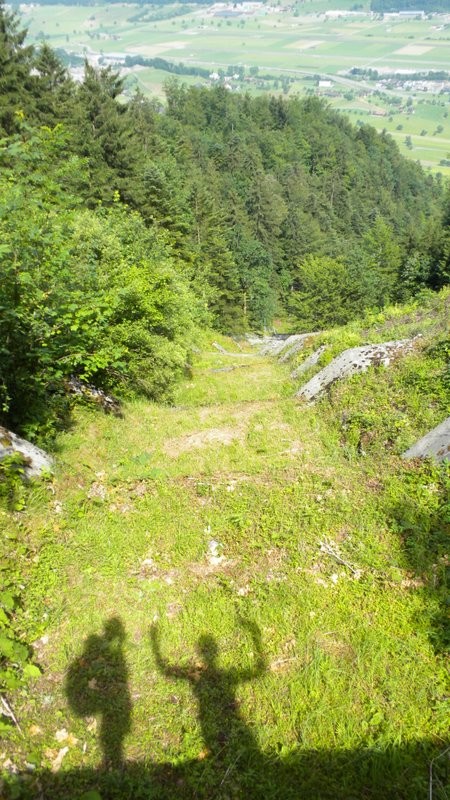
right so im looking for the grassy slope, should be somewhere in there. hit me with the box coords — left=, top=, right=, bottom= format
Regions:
left=2, top=290, right=449, bottom=799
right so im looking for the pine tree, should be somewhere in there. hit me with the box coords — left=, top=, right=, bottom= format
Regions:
left=32, top=43, right=74, bottom=124
left=0, top=0, right=35, bottom=133
left=67, top=63, right=138, bottom=206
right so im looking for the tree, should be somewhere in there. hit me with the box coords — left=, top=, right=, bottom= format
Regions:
left=67, top=63, right=138, bottom=206
left=288, top=256, right=356, bottom=331
left=362, top=218, right=403, bottom=306
left=32, top=43, right=74, bottom=124
left=0, top=1, right=35, bottom=133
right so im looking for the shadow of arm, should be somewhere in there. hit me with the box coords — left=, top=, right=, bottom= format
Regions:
left=235, top=618, right=267, bottom=682
left=150, top=625, right=187, bottom=680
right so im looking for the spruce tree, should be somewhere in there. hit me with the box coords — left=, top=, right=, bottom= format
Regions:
left=0, top=0, right=35, bottom=133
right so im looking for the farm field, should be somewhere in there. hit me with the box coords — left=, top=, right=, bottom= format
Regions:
left=19, top=2, right=450, bottom=173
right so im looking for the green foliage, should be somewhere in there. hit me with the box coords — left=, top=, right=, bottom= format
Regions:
left=386, top=461, right=450, bottom=652
left=0, top=453, right=27, bottom=512
left=0, top=2, right=35, bottom=134
left=0, top=125, right=83, bottom=433
left=288, top=256, right=357, bottom=330
left=67, top=205, right=204, bottom=399
left=0, top=509, right=40, bottom=726
left=0, top=126, right=203, bottom=436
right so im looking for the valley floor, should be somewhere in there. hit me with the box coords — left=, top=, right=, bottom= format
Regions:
left=2, top=328, right=449, bottom=799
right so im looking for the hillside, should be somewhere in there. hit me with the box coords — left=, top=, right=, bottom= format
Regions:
left=1, top=7, right=449, bottom=795
left=1, top=290, right=449, bottom=799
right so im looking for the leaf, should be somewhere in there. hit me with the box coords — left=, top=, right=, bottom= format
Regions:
left=0, top=608, right=10, bottom=626
left=0, top=634, right=17, bottom=659
left=0, top=719, right=12, bottom=733
left=131, top=452, right=152, bottom=465
left=0, top=592, right=15, bottom=611
left=78, top=792, right=103, bottom=800
left=23, top=663, right=42, bottom=679
left=148, top=468, right=164, bottom=480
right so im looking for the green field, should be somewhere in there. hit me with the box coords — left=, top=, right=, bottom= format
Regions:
left=19, top=3, right=450, bottom=174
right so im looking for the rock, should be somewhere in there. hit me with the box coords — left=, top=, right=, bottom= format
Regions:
left=267, top=334, right=305, bottom=358
left=402, top=417, right=450, bottom=463
left=0, top=427, right=54, bottom=479
left=260, top=335, right=291, bottom=356
left=212, top=342, right=227, bottom=354
left=291, top=346, right=327, bottom=379
left=245, top=334, right=265, bottom=346
left=279, top=333, right=319, bottom=363
left=295, top=339, right=413, bottom=401
left=66, top=377, right=122, bottom=417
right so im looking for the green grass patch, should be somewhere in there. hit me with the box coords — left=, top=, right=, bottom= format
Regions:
left=1, top=293, right=449, bottom=799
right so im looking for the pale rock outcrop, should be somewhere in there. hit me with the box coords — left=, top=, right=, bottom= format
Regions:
left=291, top=346, right=327, bottom=379
left=0, top=426, right=54, bottom=478
left=279, top=333, right=319, bottom=363
left=295, top=339, right=414, bottom=401
left=402, top=417, right=450, bottom=463
left=260, top=336, right=292, bottom=356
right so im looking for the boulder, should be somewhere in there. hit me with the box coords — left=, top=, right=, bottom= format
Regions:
left=260, top=336, right=291, bottom=356
left=279, top=333, right=319, bottom=363
left=0, top=427, right=54, bottom=479
left=212, top=342, right=228, bottom=354
left=402, top=417, right=450, bottom=463
left=291, top=346, right=327, bottom=379
left=295, top=339, right=413, bottom=401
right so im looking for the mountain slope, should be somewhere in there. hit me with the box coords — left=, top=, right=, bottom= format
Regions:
left=2, top=290, right=449, bottom=799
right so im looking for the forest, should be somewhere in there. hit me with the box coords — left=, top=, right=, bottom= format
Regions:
left=1, top=0, right=449, bottom=442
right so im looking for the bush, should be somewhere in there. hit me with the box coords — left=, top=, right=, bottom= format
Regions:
left=0, top=130, right=203, bottom=439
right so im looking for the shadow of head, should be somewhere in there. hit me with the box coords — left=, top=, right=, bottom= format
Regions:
left=104, top=616, right=126, bottom=643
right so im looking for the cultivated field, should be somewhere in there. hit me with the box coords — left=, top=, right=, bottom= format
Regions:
left=19, top=2, right=450, bottom=174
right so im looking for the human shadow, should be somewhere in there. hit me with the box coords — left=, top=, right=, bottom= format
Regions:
left=65, top=617, right=131, bottom=770
left=5, top=616, right=449, bottom=800
left=150, top=618, right=266, bottom=773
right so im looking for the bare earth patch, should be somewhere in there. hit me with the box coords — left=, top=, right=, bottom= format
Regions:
left=164, top=426, right=243, bottom=456
left=395, top=45, right=433, bottom=56
left=287, top=39, right=323, bottom=49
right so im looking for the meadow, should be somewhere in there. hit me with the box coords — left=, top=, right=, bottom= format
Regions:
left=2, top=289, right=449, bottom=799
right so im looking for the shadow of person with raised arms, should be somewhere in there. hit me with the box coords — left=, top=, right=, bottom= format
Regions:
left=66, top=616, right=132, bottom=770
left=150, top=618, right=267, bottom=793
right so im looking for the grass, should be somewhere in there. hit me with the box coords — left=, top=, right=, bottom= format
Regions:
left=1, top=290, right=449, bottom=799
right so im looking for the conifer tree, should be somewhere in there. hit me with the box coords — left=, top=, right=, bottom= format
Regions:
left=67, top=63, right=138, bottom=206
left=33, top=43, right=74, bottom=124
left=0, top=0, right=35, bottom=133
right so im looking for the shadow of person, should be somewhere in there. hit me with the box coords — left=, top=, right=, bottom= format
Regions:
left=12, top=617, right=449, bottom=799
left=66, top=617, right=131, bottom=770
left=150, top=619, right=267, bottom=791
